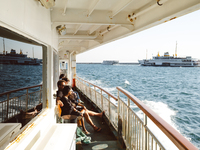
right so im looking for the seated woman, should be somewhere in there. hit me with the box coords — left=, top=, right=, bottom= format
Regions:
left=60, top=86, right=102, bottom=133
left=68, top=90, right=104, bottom=134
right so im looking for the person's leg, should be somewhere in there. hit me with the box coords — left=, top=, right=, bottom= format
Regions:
left=80, top=117, right=90, bottom=134
left=86, top=109, right=104, bottom=118
left=81, top=110, right=101, bottom=131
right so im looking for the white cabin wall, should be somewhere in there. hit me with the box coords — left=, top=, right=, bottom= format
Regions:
left=0, top=0, right=59, bottom=109
left=0, top=0, right=55, bottom=48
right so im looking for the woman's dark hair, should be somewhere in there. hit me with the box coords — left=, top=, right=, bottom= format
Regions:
left=62, top=85, right=71, bottom=96
left=59, top=74, right=65, bottom=79
left=62, top=77, right=70, bottom=82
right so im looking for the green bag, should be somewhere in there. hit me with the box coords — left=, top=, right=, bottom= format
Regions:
left=76, top=127, right=91, bottom=144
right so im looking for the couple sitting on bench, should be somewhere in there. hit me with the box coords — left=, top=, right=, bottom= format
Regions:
left=57, top=80, right=104, bottom=134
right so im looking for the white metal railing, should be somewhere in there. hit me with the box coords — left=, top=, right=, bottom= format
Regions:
left=76, top=76, right=198, bottom=150
left=118, top=91, right=165, bottom=150
left=76, top=77, right=118, bottom=130
left=0, top=84, right=42, bottom=123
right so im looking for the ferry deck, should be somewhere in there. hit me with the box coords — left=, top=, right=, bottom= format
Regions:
left=0, top=0, right=200, bottom=150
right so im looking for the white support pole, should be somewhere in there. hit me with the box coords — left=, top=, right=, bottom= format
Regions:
left=42, top=45, right=54, bottom=109
left=67, top=51, right=76, bottom=87
left=42, top=45, right=47, bottom=109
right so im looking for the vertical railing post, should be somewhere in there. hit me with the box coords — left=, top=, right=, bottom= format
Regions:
left=144, top=114, right=147, bottom=150
left=39, top=86, right=42, bottom=103
left=6, top=94, right=9, bottom=120
left=26, top=89, right=29, bottom=111
left=89, top=84, right=91, bottom=99
left=94, top=87, right=97, bottom=104
left=108, top=95, right=111, bottom=121
left=127, top=97, right=130, bottom=148
left=117, top=90, right=119, bottom=128
left=101, top=90, right=103, bottom=110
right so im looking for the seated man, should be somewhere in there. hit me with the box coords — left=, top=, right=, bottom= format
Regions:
left=62, top=77, right=83, bottom=103
left=56, top=80, right=65, bottom=107
left=60, top=86, right=102, bottom=132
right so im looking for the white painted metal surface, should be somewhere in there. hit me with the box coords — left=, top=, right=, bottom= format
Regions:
left=30, top=124, right=77, bottom=150
left=3, top=109, right=76, bottom=150
left=0, top=123, right=21, bottom=149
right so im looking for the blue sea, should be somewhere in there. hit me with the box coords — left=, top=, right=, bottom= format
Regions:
left=0, top=63, right=200, bottom=149
left=76, top=64, right=200, bottom=149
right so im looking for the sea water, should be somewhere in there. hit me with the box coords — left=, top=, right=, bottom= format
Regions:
left=0, top=63, right=200, bottom=149
left=0, top=64, right=42, bottom=93
left=76, top=64, right=200, bottom=149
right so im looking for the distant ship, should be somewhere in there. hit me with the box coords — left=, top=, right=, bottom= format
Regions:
left=102, top=60, right=119, bottom=65
left=138, top=52, right=200, bottom=67
left=0, top=49, right=42, bottom=65
left=0, top=38, right=42, bottom=65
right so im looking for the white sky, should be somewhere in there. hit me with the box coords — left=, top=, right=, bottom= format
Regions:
left=77, top=9, right=200, bottom=63
left=0, top=9, right=200, bottom=62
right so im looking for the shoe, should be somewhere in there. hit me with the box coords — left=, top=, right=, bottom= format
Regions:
left=79, top=100, right=84, bottom=104
left=94, top=127, right=102, bottom=132
left=84, top=131, right=90, bottom=135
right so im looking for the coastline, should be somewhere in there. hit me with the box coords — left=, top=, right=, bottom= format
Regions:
left=77, top=62, right=139, bottom=65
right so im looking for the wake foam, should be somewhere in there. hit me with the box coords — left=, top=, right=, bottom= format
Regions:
left=125, top=80, right=130, bottom=85
left=141, top=100, right=178, bottom=150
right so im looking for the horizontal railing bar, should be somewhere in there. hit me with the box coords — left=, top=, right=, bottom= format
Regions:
left=100, top=92, right=117, bottom=106
left=116, top=86, right=198, bottom=150
left=76, top=77, right=117, bottom=101
left=0, top=84, right=42, bottom=97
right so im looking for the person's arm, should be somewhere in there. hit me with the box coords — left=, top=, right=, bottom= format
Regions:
left=56, top=91, right=64, bottom=106
left=74, top=91, right=83, bottom=103
left=56, top=97, right=64, bottom=107
left=77, top=103, right=86, bottom=110
left=66, top=99, right=83, bottom=116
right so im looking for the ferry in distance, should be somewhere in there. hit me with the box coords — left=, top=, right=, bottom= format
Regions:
left=0, top=49, right=42, bottom=65
left=0, top=38, right=42, bottom=65
left=138, top=52, right=200, bottom=67
left=102, top=60, right=119, bottom=65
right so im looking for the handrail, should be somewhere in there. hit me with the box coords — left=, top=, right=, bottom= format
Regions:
left=0, top=84, right=43, bottom=123
left=0, top=84, right=42, bottom=97
left=76, top=77, right=117, bottom=101
left=116, top=86, right=198, bottom=150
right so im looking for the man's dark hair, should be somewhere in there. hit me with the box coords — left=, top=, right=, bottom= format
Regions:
left=57, top=80, right=65, bottom=88
left=59, top=74, right=65, bottom=79
left=62, top=77, right=70, bottom=82
left=62, top=85, right=71, bottom=96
